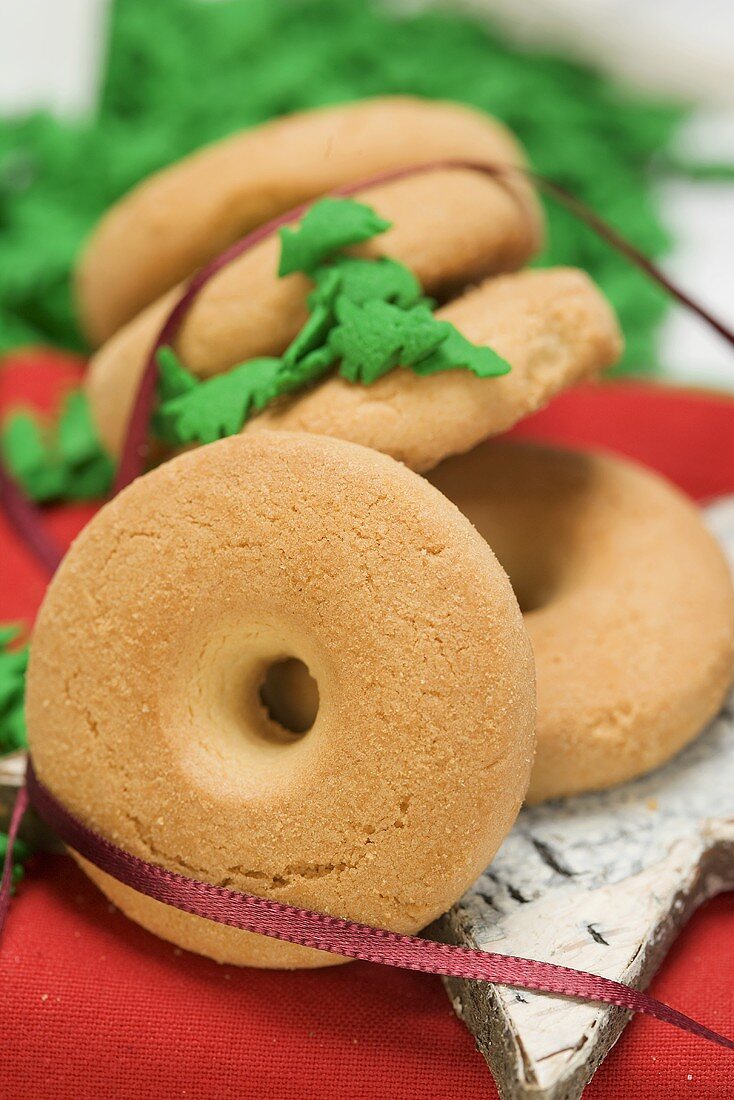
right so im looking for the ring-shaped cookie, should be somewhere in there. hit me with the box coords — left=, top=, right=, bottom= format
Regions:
left=246, top=267, right=621, bottom=472
left=26, top=432, right=536, bottom=967
left=427, top=439, right=734, bottom=802
left=78, top=96, right=543, bottom=344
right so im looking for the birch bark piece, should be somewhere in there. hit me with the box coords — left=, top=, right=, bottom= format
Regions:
left=434, top=495, right=734, bottom=1099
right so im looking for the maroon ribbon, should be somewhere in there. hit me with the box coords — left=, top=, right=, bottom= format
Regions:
left=1, top=161, right=734, bottom=1055
left=0, top=781, right=28, bottom=934
left=0, top=465, right=64, bottom=574
left=0, top=760, right=724, bottom=1052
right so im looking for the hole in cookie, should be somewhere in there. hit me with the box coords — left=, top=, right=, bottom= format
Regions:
left=479, top=538, right=558, bottom=615
left=426, top=467, right=566, bottom=617
left=501, top=574, right=549, bottom=616
left=258, top=658, right=320, bottom=737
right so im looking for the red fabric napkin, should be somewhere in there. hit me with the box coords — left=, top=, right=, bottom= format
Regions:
left=1, top=351, right=733, bottom=1099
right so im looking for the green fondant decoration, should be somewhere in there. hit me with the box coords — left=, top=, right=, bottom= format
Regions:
left=312, top=256, right=424, bottom=309
left=57, top=390, right=107, bottom=469
left=306, top=266, right=341, bottom=312
left=329, top=299, right=448, bottom=384
left=60, top=453, right=114, bottom=500
left=412, top=325, right=511, bottom=379
left=278, top=197, right=391, bottom=277
left=155, top=193, right=512, bottom=446
left=158, top=357, right=285, bottom=444
left=47, top=391, right=113, bottom=498
left=1, top=412, right=67, bottom=500
left=282, top=253, right=426, bottom=371
left=287, top=344, right=337, bottom=382
left=156, top=345, right=199, bottom=401
left=282, top=297, right=338, bottom=369
left=152, top=346, right=201, bottom=442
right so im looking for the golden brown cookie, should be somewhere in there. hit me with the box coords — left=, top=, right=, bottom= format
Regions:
left=427, top=438, right=734, bottom=802
left=78, top=97, right=543, bottom=344
left=26, top=431, right=536, bottom=967
left=246, top=268, right=622, bottom=473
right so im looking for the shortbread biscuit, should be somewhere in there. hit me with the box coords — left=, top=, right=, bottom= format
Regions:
left=78, top=97, right=543, bottom=344
left=428, top=439, right=734, bottom=801
left=247, top=269, right=622, bottom=472
left=27, top=432, right=536, bottom=966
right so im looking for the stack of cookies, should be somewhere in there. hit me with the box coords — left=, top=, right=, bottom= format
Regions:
left=25, top=98, right=734, bottom=968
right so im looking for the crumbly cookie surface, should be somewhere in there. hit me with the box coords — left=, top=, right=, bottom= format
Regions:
left=78, top=96, right=542, bottom=345
left=428, top=439, right=734, bottom=801
left=26, top=431, right=535, bottom=967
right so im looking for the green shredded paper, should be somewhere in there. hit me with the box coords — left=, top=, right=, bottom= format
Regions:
left=1, top=390, right=113, bottom=502
left=278, top=198, right=391, bottom=276
left=0, top=0, right=700, bottom=370
left=0, top=624, right=27, bottom=757
left=0, top=625, right=30, bottom=886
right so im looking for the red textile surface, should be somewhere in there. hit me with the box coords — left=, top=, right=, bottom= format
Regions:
left=1, top=350, right=733, bottom=1098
